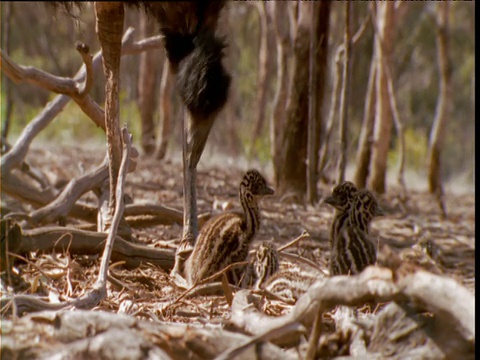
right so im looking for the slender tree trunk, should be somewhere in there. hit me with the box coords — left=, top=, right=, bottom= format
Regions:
left=94, top=3, right=129, bottom=236
left=277, top=1, right=312, bottom=199
left=312, top=1, right=331, bottom=185
left=306, top=2, right=319, bottom=205
left=354, top=46, right=377, bottom=188
left=306, top=2, right=330, bottom=204
left=427, top=1, right=451, bottom=216
left=137, top=13, right=160, bottom=156
left=1, top=2, right=14, bottom=148
left=221, top=4, right=243, bottom=157
left=318, top=49, right=342, bottom=180
left=155, top=60, right=173, bottom=160
left=319, top=11, right=369, bottom=182
left=336, top=0, right=353, bottom=184
left=368, top=1, right=395, bottom=194
left=268, top=1, right=290, bottom=184
left=250, top=2, right=270, bottom=147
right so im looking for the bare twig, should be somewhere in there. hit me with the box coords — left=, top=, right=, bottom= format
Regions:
left=165, top=260, right=250, bottom=308
left=95, top=126, right=131, bottom=287
left=215, top=321, right=305, bottom=360
left=74, top=42, right=93, bottom=97
left=277, top=230, right=310, bottom=252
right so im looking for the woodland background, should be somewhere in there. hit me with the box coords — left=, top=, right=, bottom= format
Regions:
left=1, top=1, right=475, bottom=199
left=0, top=2, right=475, bottom=359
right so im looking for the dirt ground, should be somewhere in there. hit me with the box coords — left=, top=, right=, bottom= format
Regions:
left=2, top=143, right=475, bottom=326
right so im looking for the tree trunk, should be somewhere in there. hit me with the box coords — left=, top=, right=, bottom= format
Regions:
left=354, top=48, right=377, bottom=188
left=250, top=2, right=270, bottom=147
left=306, top=1, right=331, bottom=204
left=220, top=5, right=242, bottom=157
left=1, top=2, right=14, bottom=148
left=427, top=1, right=451, bottom=214
left=155, top=60, right=174, bottom=160
left=268, top=1, right=291, bottom=184
left=306, top=2, right=319, bottom=205
left=94, top=3, right=129, bottom=236
left=312, top=1, right=331, bottom=185
left=276, top=1, right=312, bottom=199
left=137, top=13, right=161, bottom=156
left=336, top=0, right=353, bottom=184
left=367, top=1, right=395, bottom=194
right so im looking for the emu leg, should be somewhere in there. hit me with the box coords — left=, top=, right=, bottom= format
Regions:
left=94, top=2, right=131, bottom=238
left=170, top=112, right=215, bottom=280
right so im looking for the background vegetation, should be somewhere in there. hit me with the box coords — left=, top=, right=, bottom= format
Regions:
left=1, top=1, right=474, bottom=191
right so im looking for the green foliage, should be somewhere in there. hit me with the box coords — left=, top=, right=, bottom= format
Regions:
left=3, top=90, right=141, bottom=148
left=388, top=127, right=428, bottom=172
left=35, top=100, right=105, bottom=146
left=242, top=128, right=271, bottom=165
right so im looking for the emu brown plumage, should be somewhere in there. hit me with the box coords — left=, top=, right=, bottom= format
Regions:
left=185, top=170, right=274, bottom=286
left=324, top=181, right=358, bottom=246
left=330, top=189, right=384, bottom=276
left=241, top=242, right=280, bottom=289
left=52, top=2, right=231, bottom=277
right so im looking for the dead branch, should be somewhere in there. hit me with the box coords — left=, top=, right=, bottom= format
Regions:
left=96, top=126, right=131, bottom=288
left=2, top=310, right=293, bottom=360
left=75, top=42, right=94, bottom=96
left=0, top=42, right=105, bottom=130
left=229, top=260, right=474, bottom=359
left=394, top=269, right=475, bottom=358
left=1, top=95, right=71, bottom=173
left=2, top=171, right=97, bottom=223
left=2, top=166, right=195, bottom=226
left=4, top=225, right=174, bottom=270
left=2, top=127, right=135, bottom=315
left=0, top=27, right=161, bottom=175
left=29, top=158, right=109, bottom=226
left=124, top=203, right=184, bottom=224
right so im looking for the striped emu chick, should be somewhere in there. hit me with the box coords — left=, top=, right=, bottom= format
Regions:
left=185, top=170, right=274, bottom=286
left=263, top=264, right=322, bottom=302
left=400, top=238, right=442, bottom=274
left=330, top=189, right=384, bottom=276
left=324, top=181, right=358, bottom=247
left=241, top=242, right=280, bottom=289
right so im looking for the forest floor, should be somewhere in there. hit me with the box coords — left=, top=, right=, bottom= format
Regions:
left=1, top=142, right=475, bottom=355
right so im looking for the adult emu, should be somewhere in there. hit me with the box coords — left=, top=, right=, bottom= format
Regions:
left=54, top=2, right=231, bottom=279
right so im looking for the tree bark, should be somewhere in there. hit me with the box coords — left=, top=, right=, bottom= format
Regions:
left=137, top=13, right=161, bottom=156
left=306, top=2, right=319, bottom=205
left=1, top=2, right=14, bottom=148
left=250, top=2, right=270, bottom=147
left=354, top=45, right=377, bottom=188
left=94, top=3, right=128, bottom=234
left=427, top=1, right=451, bottom=200
left=312, top=1, right=331, bottom=186
left=155, top=60, right=174, bottom=160
left=336, top=0, right=353, bottom=185
left=276, top=1, right=312, bottom=199
left=368, top=1, right=395, bottom=194
left=268, top=1, right=291, bottom=184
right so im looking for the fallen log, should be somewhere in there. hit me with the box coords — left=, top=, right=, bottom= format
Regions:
left=2, top=310, right=296, bottom=360
left=4, top=225, right=175, bottom=270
